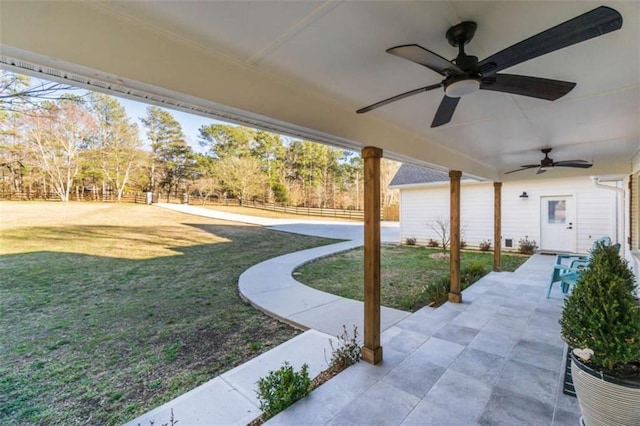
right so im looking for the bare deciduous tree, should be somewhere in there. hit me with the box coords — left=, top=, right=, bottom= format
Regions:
left=427, top=217, right=451, bottom=251
left=213, top=157, right=267, bottom=205
left=26, top=101, right=96, bottom=201
left=427, top=216, right=467, bottom=252
left=191, top=176, right=221, bottom=205
left=1, top=70, right=80, bottom=114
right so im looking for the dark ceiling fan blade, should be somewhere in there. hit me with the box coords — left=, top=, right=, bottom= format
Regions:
left=554, top=162, right=593, bottom=169
left=554, top=159, right=591, bottom=165
left=431, top=96, right=460, bottom=127
left=387, top=44, right=463, bottom=76
left=504, top=165, right=538, bottom=174
left=478, top=6, right=622, bottom=76
left=480, top=74, right=576, bottom=101
left=356, top=83, right=442, bottom=114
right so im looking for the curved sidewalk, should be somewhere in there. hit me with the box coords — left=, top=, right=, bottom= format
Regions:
left=158, top=202, right=409, bottom=336
left=239, top=241, right=409, bottom=337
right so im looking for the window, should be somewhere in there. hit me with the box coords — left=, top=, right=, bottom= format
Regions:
left=548, top=200, right=566, bottom=224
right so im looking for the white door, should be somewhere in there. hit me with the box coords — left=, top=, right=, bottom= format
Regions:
left=540, top=196, right=575, bottom=252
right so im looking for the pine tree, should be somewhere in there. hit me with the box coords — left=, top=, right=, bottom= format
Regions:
left=89, top=93, right=143, bottom=201
left=141, top=106, right=195, bottom=199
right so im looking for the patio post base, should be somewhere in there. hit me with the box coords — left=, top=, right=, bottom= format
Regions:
left=448, top=292, right=462, bottom=303
left=361, top=346, right=383, bottom=365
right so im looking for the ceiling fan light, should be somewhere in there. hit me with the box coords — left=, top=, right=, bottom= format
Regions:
left=445, top=79, right=480, bottom=97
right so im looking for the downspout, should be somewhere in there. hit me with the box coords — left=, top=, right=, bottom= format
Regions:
left=591, top=176, right=624, bottom=255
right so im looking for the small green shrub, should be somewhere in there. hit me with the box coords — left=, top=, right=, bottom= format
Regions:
left=478, top=239, right=492, bottom=251
left=416, top=275, right=450, bottom=307
left=427, top=239, right=440, bottom=248
left=518, top=237, right=537, bottom=254
left=399, top=295, right=417, bottom=311
left=461, top=261, right=487, bottom=289
left=405, top=237, right=417, bottom=246
left=560, top=242, right=640, bottom=374
left=413, top=263, right=487, bottom=309
left=256, top=362, right=311, bottom=420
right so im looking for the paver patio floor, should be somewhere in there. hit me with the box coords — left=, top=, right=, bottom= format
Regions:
left=268, top=254, right=581, bottom=425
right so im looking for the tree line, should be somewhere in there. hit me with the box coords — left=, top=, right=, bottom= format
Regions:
left=0, top=71, right=399, bottom=208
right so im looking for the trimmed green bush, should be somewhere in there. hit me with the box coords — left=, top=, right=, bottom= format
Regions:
left=461, top=261, right=487, bottom=288
left=560, top=242, right=640, bottom=373
left=256, top=362, right=311, bottom=420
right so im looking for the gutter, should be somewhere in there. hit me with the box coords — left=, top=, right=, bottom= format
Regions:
left=591, top=176, right=624, bottom=194
left=591, top=176, right=624, bottom=254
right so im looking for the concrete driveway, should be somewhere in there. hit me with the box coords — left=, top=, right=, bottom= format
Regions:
left=156, top=203, right=400, bottom=243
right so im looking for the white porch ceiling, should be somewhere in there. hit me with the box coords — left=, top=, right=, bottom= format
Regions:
left=1, top=1, right=638, bottom=181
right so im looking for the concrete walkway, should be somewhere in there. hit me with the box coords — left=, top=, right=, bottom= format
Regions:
left=128, top=204, right=580, bottom=425
left=238, top=241, right=409, bottom=337
left=127, top=330, right=335, bottom=426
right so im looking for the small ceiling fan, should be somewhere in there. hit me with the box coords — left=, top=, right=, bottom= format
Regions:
left=504, top=148, right=593, bottom=175
left=356, top=6, right=622, bottom=127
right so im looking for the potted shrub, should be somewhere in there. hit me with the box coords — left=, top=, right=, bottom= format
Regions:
left=559, top=242, right=640, bottom=425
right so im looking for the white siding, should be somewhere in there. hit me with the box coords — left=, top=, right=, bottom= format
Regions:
left=399, top=176, right=616, bottom=253
left=400, top=186, right=450, bottom=246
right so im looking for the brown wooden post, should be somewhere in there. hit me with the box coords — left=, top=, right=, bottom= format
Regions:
left=493, top=182, right=502, bottom=272
left=449, top=170, right=462, bottom=303
left=361, top=146, right=383, bottom=364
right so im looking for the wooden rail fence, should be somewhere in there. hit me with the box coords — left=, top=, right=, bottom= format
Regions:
left=0, top=192, right=400, bottom=221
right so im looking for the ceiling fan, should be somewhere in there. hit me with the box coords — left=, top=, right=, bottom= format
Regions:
left=504, top=148, right=593, bottom=175
left=356, top=6, right=622, bottom=127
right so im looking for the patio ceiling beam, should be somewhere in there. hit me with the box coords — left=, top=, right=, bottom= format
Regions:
left=361, top=146, right=383, bottom=365
left=449, top=170, right=462, bottom=303
left=0, top=1, right=498, bottom=180
left=494, top=182, right=503, bottom=272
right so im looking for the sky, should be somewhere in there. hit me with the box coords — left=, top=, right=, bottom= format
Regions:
left=114, top=95, right=224, bottom=154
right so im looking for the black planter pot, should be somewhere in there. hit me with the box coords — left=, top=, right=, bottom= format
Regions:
left=570, top=352, right=640, bottom=426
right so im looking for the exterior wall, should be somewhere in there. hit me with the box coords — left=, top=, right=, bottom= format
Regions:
left=626, top=150, right=640, bottom=292
left=398, top=176, right=617, bottom=253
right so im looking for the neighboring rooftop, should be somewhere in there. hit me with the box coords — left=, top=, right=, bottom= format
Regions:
left=389, top=164, right=450, bottom=187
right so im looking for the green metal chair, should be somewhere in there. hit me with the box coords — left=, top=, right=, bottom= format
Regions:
left=546, top=236, right=612, bottom=298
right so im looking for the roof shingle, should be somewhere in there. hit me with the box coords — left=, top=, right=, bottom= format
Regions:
left=389, top=164, right=449, bottom=186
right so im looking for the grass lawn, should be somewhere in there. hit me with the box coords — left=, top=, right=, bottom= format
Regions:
left=295, top=246, right=529, bottom=311
left=0, top=202, right=336, bottom=425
